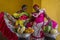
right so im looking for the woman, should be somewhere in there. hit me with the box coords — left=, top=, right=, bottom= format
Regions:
left=15, top=5, right=30, bottom=40
left=17, top=5, right=29, bottom=15
left=31, top=4, right=50, bottom=40
left=15, top=5, right=30, bottom=28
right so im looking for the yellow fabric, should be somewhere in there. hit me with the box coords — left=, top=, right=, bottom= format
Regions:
left=16, top=20, right=26, bottom=33
left=16, top=20, right=19, bottom=26
left=16, top=20, right=25, bottom=27
left=13, top=13, right=19, bottom=18
left=19, top=20, right=25, bottom=27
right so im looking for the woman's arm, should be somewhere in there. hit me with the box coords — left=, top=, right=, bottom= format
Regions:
left=43, top=10, right=51, bottom=20
left=45, top=13, right=50, bottom=20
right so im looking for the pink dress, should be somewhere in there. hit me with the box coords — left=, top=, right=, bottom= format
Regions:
left=44, top=20, right=58, bottom=39
left=32, top=10, right=45, bottom=40
left=45, top=20, right=58, bottom=29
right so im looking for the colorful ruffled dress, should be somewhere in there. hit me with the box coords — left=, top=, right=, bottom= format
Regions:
left=0, top=12, right=18, bottom=40
left=32, top=9, right=45, bottom=40
left=15, top=12, right=29, bottom=33
left=16, top=12, right=29, bottom=27
left=44, top=20, right=58, bottom=40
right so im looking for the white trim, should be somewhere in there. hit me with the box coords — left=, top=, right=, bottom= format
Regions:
left=4, top=14, right=14, bottom=32
left=32, top=22, right=44, bottom=37
left=32, top=9, right=44, bottom=18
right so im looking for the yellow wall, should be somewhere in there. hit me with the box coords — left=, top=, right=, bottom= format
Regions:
left=0, top=0, right=19, bottom=14
left=0, top=0, right=33, bottom=15
left=0, top=0, right=41, bottom=14
left=41, top=0, right=60, bottom=40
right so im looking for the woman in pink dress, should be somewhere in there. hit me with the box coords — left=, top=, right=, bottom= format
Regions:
left=31, top=4, right=50, bottom=40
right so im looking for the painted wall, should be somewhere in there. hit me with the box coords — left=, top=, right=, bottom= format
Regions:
left=41, top=0, right=60, bottom=40
left=0, top=0, right=33, bottom=15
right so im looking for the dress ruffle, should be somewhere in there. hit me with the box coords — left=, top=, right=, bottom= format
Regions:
left=0, top=12, right=18, bottom=40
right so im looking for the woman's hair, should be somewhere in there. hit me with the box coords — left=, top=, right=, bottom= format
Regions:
left=33, top=4, right=39, bottom=8
left=22, top=5, right=27, bottom=9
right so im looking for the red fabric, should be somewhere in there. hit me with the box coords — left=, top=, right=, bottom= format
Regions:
left=0, top=12, right=18, bottom=40
left=19, top=14, right=28, bottom=20
left=40, top=31, right=44, bottom=38
left=45, top=20, right=58, bottom=29
left=26, top=22, right=33, bottom=28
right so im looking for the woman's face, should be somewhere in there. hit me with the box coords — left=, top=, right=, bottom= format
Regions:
left=22, top=7, right=27, bottom=11
left=33, top=6, right=39, bottom=11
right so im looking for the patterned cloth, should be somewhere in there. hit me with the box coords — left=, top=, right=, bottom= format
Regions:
left=44, top=20, right=58, bottom=39
left=32, top=10, right=45, bottom=40
left=0, top=12, right=18, bottom=40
